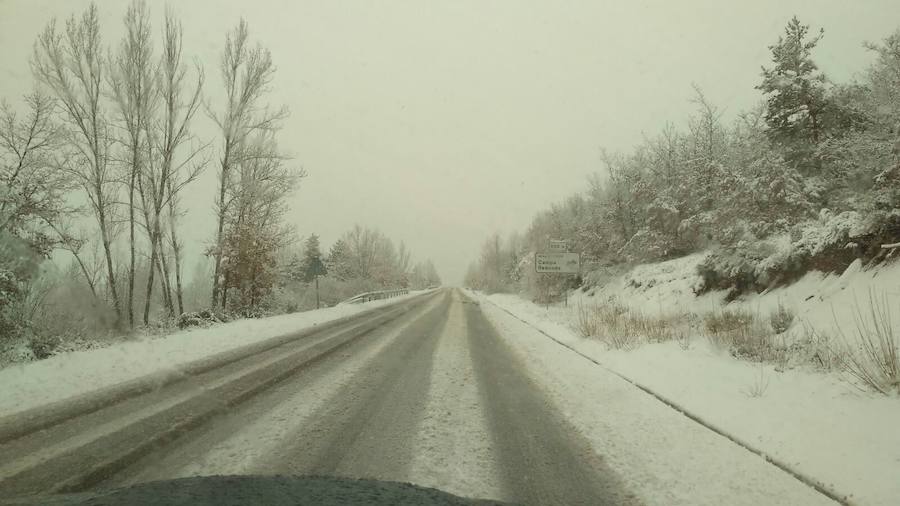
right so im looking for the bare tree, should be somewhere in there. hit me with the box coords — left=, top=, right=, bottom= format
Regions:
left=32, top=4, right=123, bottom=324
left=220, top=132, right=300, bottom=310
left=159, top=9, right=206, bottom=316
left=344, top=225, right=379, bottom=280
left=108, top=0, right=155, bottom=327
left=396, top=241, right=411, bottom=274
left=0, top=90, right=74, bottom=252
left=135, top=7, right=205, bottom=324
left=208, top=19, right=287, bottom=309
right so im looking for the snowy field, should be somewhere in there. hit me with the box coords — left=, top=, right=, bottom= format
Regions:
left=471, top=258, right=900, bottom=506
left=0, top=291, right=430, bottom=418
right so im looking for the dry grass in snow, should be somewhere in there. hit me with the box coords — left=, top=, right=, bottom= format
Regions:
left=575, top=300, right=686, bottom=350
left=832, top=290, right=900, bottom=395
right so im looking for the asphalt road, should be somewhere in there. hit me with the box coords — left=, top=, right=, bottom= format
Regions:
left=0, top=289, right=638, bottom=505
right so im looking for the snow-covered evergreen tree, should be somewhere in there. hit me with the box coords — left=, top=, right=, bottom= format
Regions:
left=301, top=234, right=327, bottom=282
left=757, top=17, right=828, bottom=173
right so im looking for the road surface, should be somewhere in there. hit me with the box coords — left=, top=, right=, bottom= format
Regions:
left=0, top=289, right=834, bottom=505
left=0, top=290, right=634, bottom=504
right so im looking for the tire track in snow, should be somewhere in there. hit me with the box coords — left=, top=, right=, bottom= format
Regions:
left=111, top=293, right=449, bottom=484
left=247, top=292, right=450, bottom=479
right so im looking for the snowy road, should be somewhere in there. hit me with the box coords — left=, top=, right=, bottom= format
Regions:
left=0, top=289, right=839, bottom=505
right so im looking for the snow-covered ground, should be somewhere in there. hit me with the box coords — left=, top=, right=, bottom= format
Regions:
left=0, top=291, right=429, bottom=418
left=581, top=252, right=900, bottom=345
left=471, top=257, right=900, bottom=506
left=475, top=294, right=832, bottom=506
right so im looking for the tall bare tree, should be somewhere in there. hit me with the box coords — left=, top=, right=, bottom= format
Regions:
left=208, top=19, right=287, bottom=309
left=160, top=9, right=206, bottom=317
left=137, top=7, right=205, bottom=324
left=108, top=0, right=155, bottom=327
left=32, top=4, right=123, bottom=324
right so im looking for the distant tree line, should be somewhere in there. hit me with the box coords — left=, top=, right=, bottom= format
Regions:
left=0, top=1, right=439, bottom=360
left=270, top=225, right=441, bottom=313
left=467, top=18, right=900, bottom=300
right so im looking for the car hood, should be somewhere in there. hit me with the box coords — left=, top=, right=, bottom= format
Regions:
left=0, top=475, right=513, bottom=506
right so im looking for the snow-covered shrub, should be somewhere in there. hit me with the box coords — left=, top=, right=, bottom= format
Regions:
left=769, top=302, right=795, bottom=334
left=789, top=210, right=870, bottom=266
left=618, top=229, right=672, bottom=263
left=176, top=309, right=223, bottom=329
left=695, top=244, right=772, bottom=299
left=781, top=323, right=842, bottom=372
left=697, top=207, right=898, bottom=298
left=48, top=337, right=105, bottom=355
left=575, top=303, right=599, bottom=339
left=704, top=308, right=754, bottom=335
left=573, top=300, right=638, bottom=349
left=0, top=267, right=27, bottom=341
left=264, top=284, right=303, bottom=314
left=640, top=313, right=686, bottom=343
left=834, top=290, right=900, bottom=395
left=0, top=338, right=35, bottom=366
left=704, top=308, right=777, bottom=361
left=575, top=299, right=686, bottom=348
left=28, top=333, right=62, bottom=360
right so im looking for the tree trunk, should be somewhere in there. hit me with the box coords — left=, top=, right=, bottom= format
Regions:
left=71, top=251, right=98, bottom=299
left=211, top=147, right=231, bottom=309
left=156, top=231, right=175, bottom=316
left=221, top=270, right=229, bottom=310
left=143, top=229, right=157, bottom=326
left=168, top=214, right=185, bottom=314
left=128, top=158, right=137, bottom=328
left=155, top=249, right=173, bottom=315
left=97, top=197, right=122, bottom=327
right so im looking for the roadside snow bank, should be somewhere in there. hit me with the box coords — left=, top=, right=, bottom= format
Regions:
left=473, top=292, right=833, bottom=506
left=0, top=291, right=429, bottom=417
left=581, top=253, right=900, bottom=344
left=476, top=284, right=900, bottom=506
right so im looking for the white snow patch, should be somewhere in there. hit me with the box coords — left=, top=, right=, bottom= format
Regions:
left=0, top=291, right=430, bottom=417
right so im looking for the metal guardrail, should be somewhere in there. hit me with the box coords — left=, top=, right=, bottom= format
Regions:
left=340, top=288, right=410, bottom=305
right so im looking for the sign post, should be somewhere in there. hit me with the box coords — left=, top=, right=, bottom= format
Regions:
left=535, top=252, right=580, bottom=273
left=549, top=240, right=568, bottom=252
left=535, top=250, right=580, bottom=308
left=306, top=256, right=327, bottom=309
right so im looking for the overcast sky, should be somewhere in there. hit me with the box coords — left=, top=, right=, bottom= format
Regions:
left=1, top=0, right=898, bottom=284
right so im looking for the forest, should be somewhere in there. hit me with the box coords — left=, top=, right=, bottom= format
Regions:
left=467, top=17, right=900, bottom=301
